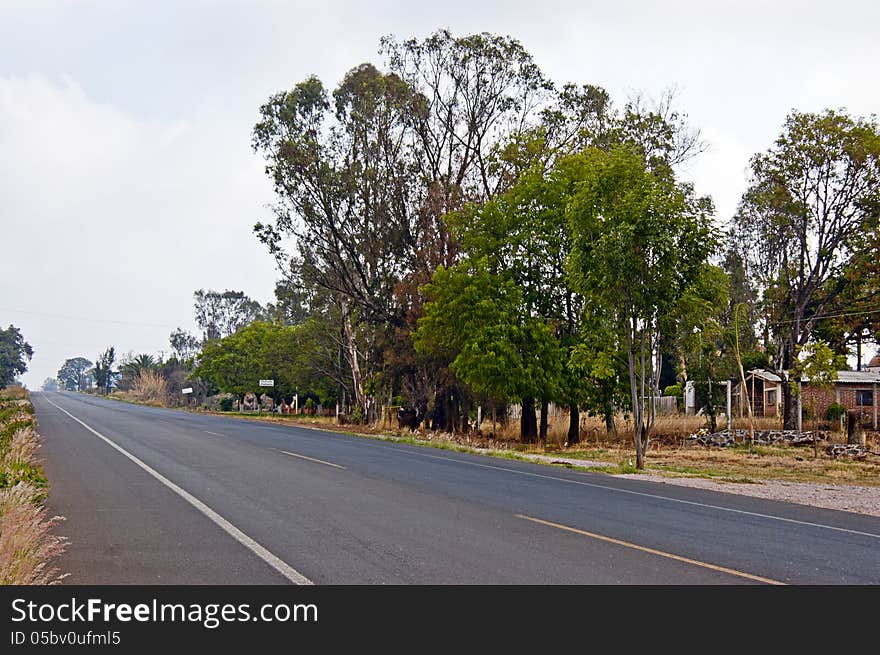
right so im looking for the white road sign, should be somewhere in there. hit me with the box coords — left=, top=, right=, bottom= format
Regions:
left=259, top=379, right=274, bottom=387
left=181, top=387, right=193, bottom=394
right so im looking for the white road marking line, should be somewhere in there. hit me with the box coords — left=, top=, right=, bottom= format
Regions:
left=276, top=449, right=346, bottom=470
left=204, top=430, right=226, bottom=437
left=43, top=396, right=313, bottom=585
left=516, top=514, right=785, bottom=585
left=402, top=451, right=880, bottom=540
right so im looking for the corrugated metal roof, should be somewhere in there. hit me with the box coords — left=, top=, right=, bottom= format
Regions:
left=832, top=370, right=880, bottom=384
left=746, top=369, right=781, bottom=383
left=745, top=369, right=880, bottom=384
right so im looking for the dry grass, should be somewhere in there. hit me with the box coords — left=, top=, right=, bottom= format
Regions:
left=0, top=386, right=67, bottom=584
left=0, top=483, right=67, bottom=584
left=479, top=410, right=880, bottom=486
left=131, top=370, right=168, bottom=404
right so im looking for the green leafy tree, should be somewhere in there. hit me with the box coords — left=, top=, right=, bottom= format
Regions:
left=0, top=325, right=33, bottom=388
left=57, top=357, right=93, bottom=391
left=41, top=378, right=59, bottom=392
left=735, top=109, right=880, bottom=428
left=414, top=260, right=562, bottom=442
left=567, top=146, right=715, bottom=468
left=795, top=340, right=846, bottom=454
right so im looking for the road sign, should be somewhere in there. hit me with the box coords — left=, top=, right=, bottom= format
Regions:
left=181, top=387, right=193, bottom=394
left=259, top=379, right=274, bottom=387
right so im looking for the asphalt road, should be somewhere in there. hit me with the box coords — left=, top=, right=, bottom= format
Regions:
left=31, top=391, right=880, bottom=584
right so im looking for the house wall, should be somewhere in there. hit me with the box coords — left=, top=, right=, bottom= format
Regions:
left=801, top=383, right=877, bottom=426
left=764, top=384, right=779, bottom=417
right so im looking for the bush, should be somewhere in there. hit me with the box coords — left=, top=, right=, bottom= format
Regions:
left=664, top=384, right=683, bottom=397
left=825, top=402, right=847, bottom=422
left=664, top=384, right=684, bottom=411
left=219, top=396, right=234, bottom=412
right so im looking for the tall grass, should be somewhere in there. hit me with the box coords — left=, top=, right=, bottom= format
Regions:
left=0, top=386, right=67, bottom=584
left=132, top=370, right=168, bottom=404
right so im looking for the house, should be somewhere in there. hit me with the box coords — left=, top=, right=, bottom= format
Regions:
left=731, top=368, right=879, bottom=429
left=731, top=369, right=783, bottom=418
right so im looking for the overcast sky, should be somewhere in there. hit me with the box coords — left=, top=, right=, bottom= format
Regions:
left=2, top=0, right=879, bottom=388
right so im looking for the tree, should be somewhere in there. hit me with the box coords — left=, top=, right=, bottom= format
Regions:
left=253, top=64, right=421, bottom=420
left=193, top=289, right=263, bottom=341
left=92, top=347, right=116, bottom=395
left=568, top=146, right=715, bottom=468
left=735, top=109, right=880, bottom=429
left=57, top=357, right=93, bottom=391
left=414, top=260, right=562, bottom=441
left=41, top=378, right=59, bottom=392
left=0, top=325, right=33, bottom=388
left=169, top=328, right=201, bottom=362
left=796, top=340, right=845, bottom=455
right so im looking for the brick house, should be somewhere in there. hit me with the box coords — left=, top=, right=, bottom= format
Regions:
left=732, top=368, right=879, bottom=429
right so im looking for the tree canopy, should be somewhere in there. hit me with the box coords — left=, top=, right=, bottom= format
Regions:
left=0, top=325, right=33, bottom=388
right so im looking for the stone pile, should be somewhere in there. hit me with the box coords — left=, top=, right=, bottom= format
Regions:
left=688, top=428, right=829, bottom=447
left=825, top=444, right=870, bottom=460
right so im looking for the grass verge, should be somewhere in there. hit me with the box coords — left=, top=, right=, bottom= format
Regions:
left=0, top=386, right=66, bottom=584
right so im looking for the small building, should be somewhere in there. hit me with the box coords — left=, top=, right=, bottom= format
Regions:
left=731, top=369, right=783, bottom=418
left=732, top=368, right=879, bottom=429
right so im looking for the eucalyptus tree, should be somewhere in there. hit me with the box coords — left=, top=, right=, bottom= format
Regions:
left=734, top=109, right=880, bottom=428
left=253, top=63, right=420, bottom=419
left=169, top=328, right=201, bottom=362
left=193, top=289, right=264, bottom=341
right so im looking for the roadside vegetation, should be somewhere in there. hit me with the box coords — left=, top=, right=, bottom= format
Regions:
left=0, top=386, right=66, bottom=584
left=49, top=29, right=880, bottom=481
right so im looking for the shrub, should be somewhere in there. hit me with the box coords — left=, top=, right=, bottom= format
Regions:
left=664, top=384, right=684, bottom=411
left=825, top=402, right=847, bottom=422
left=663, top=384, right=683, bottom=397
left=219, top=396, right=234, bottom=412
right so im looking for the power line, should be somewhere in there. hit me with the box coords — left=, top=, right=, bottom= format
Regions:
left=769, top=307, right=880, bottom=325
left=0, top=307, right=179, bottom=330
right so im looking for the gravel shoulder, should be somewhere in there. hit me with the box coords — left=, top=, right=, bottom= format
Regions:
left=614, top=473, right=880, bottom=517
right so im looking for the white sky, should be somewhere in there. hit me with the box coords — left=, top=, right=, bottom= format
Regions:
left=2, top=0, right=879, bottom=387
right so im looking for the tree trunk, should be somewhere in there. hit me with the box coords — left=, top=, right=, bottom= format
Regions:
left=341, top=304, right=366, bottom=416
left=568, top=403, right=580, bottom=444
left=604, top=407, right=616, bottom=437
left=520, top=396, right=538, bottom=443
left=625, top=322, right=644, bottom=468
left=447, top=391, right=459, bottom=434
left=539, top=399, right=549, bottom=442
left=781, top=377, right=797, bottom=430
left=847, top=410, right=866, bottom=446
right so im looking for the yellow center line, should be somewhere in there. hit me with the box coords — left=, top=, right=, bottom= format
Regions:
left=277, top=449, right=346, bottom=470
left=515, top=514, right=786, bottom=585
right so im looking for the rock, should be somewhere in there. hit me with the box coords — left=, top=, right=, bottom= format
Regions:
left=826, top=444, right=869, bottom=460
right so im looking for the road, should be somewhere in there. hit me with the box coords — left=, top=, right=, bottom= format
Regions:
left=31, top=391, right=880, bottom=584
